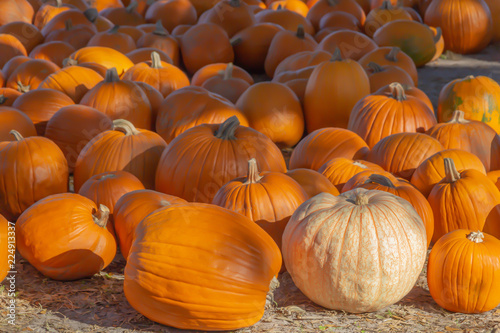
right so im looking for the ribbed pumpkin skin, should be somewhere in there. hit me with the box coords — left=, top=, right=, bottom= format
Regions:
left=367, top=132, right=444, bottom=180
left=428, top=230, right=500, bottom=313
left=424, top=0, right=492, bottom=54
left=348, top=84, right=437, bottom=148
left=68, top=46, right=134, bottom=76
left=286, top=168, right=340, bottom=199
left=0, top=215, right=9, bottom=282
left=304, top=56, right=370, bottom=132
left=318, top=158, right=384, bottom=191
left=155, top=118, right=287, bottom=203
left=428, top=161, right=500, bottom=244
left=15, top=194, right=116, bottom=281
left=0, top=107, right=37, bottom=141
left=114, top=190, right=187, bottom=260
left=124, top=203, right=282, bottom=330
left=74, top=121, right=167, bottom=191
left=437, top=76, right=500, bottom=134
left=289, top=128, right=370, bottom=170
left=342, top=173, right=434, bottom=247
left=282, top=189, right=427, bottom=313
left=0, top=134, right=68, bottom=221
left=411, top=149, right=487, bottom=197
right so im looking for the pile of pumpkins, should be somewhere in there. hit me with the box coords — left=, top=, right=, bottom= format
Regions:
left=1, top=0, right=500, bottom=330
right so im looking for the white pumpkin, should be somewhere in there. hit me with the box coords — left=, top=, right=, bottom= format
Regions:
left=282, top=188, right=427, bottom=313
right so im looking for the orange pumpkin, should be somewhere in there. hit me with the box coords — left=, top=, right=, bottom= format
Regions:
left=365, top=62, right=415, bottom=92
left=424, top=0, right=492, bottom=54
left=348, top=82, right=436, bottom=148
left=198, top=0, right=256, bottom=37
left=100, top=1, right=145, bottom=26
left=12, top=88, right=75, bottom=136
left=269, top=0, right=309, bottom=16
left=343, top=172, right=434, bottom=247
left=307, top=0, right=366, bottom=30
left=87, top=25, right=137, bottom=54
left=304, top=49, right=370, bottom=131
left=0, top=107, right=37, bottom=141
left=318, top=30, right=378, bottom=61
left=289, top=127, right=370, bottom=170
left=318, top=11, right=361, bottom=32
left=427, top=110, right=500, bottom=172
left=91, top=0, right=124, bottom=12
left=368, top=132, right=444, bottom=180
left=375, top=83, right=433, bottom=111
left=29, top=41, right=75, bottom=68
left=155, top=116, right=287, bottom=203
left=144, top=0, right=198, bottom=32
left=286, top=168, right=340, bottom=198
left=0, top=34, right=27, bottom=68
left=0, top=22, right=44, bottom=53
left=428, top=230, right=500, bottom=314
left=74, top=119, right=167, bottom=191
left=484, top=0, right=500, bottom=42
left=437, top=75, right=500, bottom=134
left=319, top=157, right=384, bottom=191
left=430, top=27, right=444, bottom=62
left=125, top=48, right=172, bottom=64
left=254, top=7, right=314, bottom=35
left=0, top=89, right=22, bottom=107
left=201, top=63, right=251, bottom=103
left=122, top=52, right=190, bottom=98
left=15, top=193, right=116, bottom=281
left=191, top=63, right=254, bottom=86
left=82, top=8, right=114, bottom=32
left=155, top=86, right=249, bottom=143
left=411, top=149, right=488, bottom=197
left=2, top=56, right=30, bottom=80
left=6, top=59, right=60, bottom=93
left=181, top=23, right=234, bottom=74
left=274, top=50, right=331, bottom=77
left=80, top=68, right=153, bottom=130
left=136, top=21, right=180, bottom=66
left=428, top=158, right=500, bottom=243
left=45, top=19, right=97, bottom=50
left=44, top=105, right=113, bottom=173
left=34, top=0, right=72, bottom=29
left=40, top=9, right=95, bottom=37
left=115, top=25, right=146, bottom=42
left=134, top=82, right=164, bottom=130
left=235, top=81, right=304, bottom=148
left=114, top=190, right=187, bottom=259
left=484, top=205, right=500, bottom=240
left=364, top=0, right=413, bottom=37
left=0, top=131, right=68, bottom=221
left=0, top=0, right=34, bottom=26
left=124, top=202, right=281, bottom=330
left=68, top=46, right=134, bottom=77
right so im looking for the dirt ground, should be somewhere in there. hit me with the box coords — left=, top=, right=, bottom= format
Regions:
left=2, top=44, right=500, bottom=333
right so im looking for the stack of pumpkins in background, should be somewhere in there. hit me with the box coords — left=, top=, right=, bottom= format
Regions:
left=0, top=0, right=500, bottom=330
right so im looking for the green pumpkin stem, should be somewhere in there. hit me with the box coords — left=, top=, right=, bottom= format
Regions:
left=244, top=158, right=263, bottom=184
left=389, top=82, right=407, bottom=101
left=126, top=1, right=139, bottom=13
left=105, top=68, right=120, bottom=83
left=385, top=47, right=400, bottom=62
left=62, top=57, right=78, bottom=67
left=443, top=158, right=460, bottom=183
left=0, top=95, right=7, bottom=105
left=296, top=25, right=305, bottom=39
left=466, top=231, right=484, bottom=243
left=331, top=48, right=342, bottom=61
left=449, top=110, right=469, bottom=124
left=112, top=119, right=141, bottom=136
left=367, top=62, right=383, bottom=73
left=150, top=52, right=163, bottom=69
left=153, top=20, right=169, bottom=36
left=215, top=116, right=239, bottom=140
left=83, top=8, right=99, bottom=23
left=97, top=173, right=117, bottom=181
left=9, top=130, right=24, bottom=141
left=93, top=204, right=110, bottom=228
left=380, top=0, right=393, bottom=9
left=109, top=25, right=120, bottom=34
left=229, top=0, right=241, bottom=7
left=366, top=174, right=396, bottom=188
left=327, top=0, right=339, bottom=6
left=17, top=82, right=30, bottom=93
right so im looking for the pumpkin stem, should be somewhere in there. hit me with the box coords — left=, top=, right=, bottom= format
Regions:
left=367, top=62, right=383, bottom=73
left=433, top=27, right=442, bottom=43
left=465, top=75, right=475, bottom=81
left=105, top=68, right=120, bottom=83
left=83, top=8, right=99, bottom=23
left=153, top=20, right=169, bottom=36
left=65, top=19, right=73, bottom=31
left=0, top=95, right=7, bottom=105
left=215, top=116, right=239, bottom=140
left=352, top=161, right=368, bottom=169
left=244, top=158, right=263, bottom=184
left=276, top=3, right=283, bottom=9
left=150, top=51, right=163, bottom=69
left=230, top=37, right=242, bottom=46
left=55, top=0, right=62, bottom=7
left=443, top=158, right=460, bottom=183
left=109, top=25, right=120, bottom=34
left=112, top=119, right=141, bottom=136
left=354, top=192, right=369, bottom=205
left=331, top=48, right=342, bottom=61
left=466, top=230, right=484, bottom=243
left=223, top=63, right=233, bottom=80
left=9, top=130, right=24, bottom=141
left=229, top=0, right=241, bottom=7
left=380, top=0, right=393, bottom=9
left=366, top=174, right=396, bottom=188
left=97, top=173, right=116, bottom=180
left=93, top=204, right=110, bottom=228
left=126, top=1, right=139, bottom=13
left=389, top=82, right=407, bottom=101
left=326, top=0, right=339, bottom=6
left=159, top=200, right=172, bottom=207
left=17, top=82, right=30, bottom=93
left=385, top=47, right=400, bottom=62
left=296, top=25, right=305, bottom=39
left=449, top=110, right=469, bottom=124
left=62, top=57, right=78, bottom=67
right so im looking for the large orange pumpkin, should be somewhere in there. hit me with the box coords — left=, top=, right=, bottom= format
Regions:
left=254, top=7, right=314, bottom=35
left=198, top=0, right=256, bottom=37
left=484, top=0, right=500, bottom=42
left=428, top=230, right=500, bottom=313
left=317, top=30, right=378, bottom=61
left=0, top=0, right=34, bottom=26
left=375, top=83, right=433, bottom=111
left=411, top=149, right=487, bottom=197
left=306, top=0, right=366, bottom=30
left=16, top=194, right=116, bottom=281
left=201, top=63, right=251, bottom=103
left=100, top=2, right=145, bottom=26
left=0, top=131, right=68, bottom=221
left=304, top=50, right=370, bottom=132
left=114, top=190, right=187, bottom=260
left=0, top=107, right=37, bottom=141
left=282, top=188, right=427, bottom=312
left=29, top=41, right=75, bottom=68
left=124, top=202, right=281, bottom=330
left=5, top=59, right=60, bottom=93
left=289, top=127, right=370, bottom=170
left=191, top=63, right=254, bottom=87
left=364, top=0, right=413, bottom=37
left=68, top=46, right=134, bottom=76
left=274, top=50, right=331, bottom=77
left=87, top=25, right=137, bottom=54
left=286, top=168, right=340, bottom=198
left=365, top=62, right=415, bottom=93
left=367, top=132, right=444, bottom=180
left=144, top=0, right=198, bottom=32
left=155, top=86, right=249, bottom=144
left=428, top=158, right=500, bottom=243
left=136, top=21, right=180, bottom=66
left=74, top=119, right=167, bottom=191
left=0, top=88, right=22, bottom=107
left=348, top=82, right=436, bottom=148
left=318, top=157, right=384, bottom=191
left=155, top=116, right=287, bottom=203
left=424, top=0, right=492, bottom=54
left=0, top=22, right=44, bottom=53
left=437, top=75, right=500, bottom=134
left=0, top=34, right=28, bottom=68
